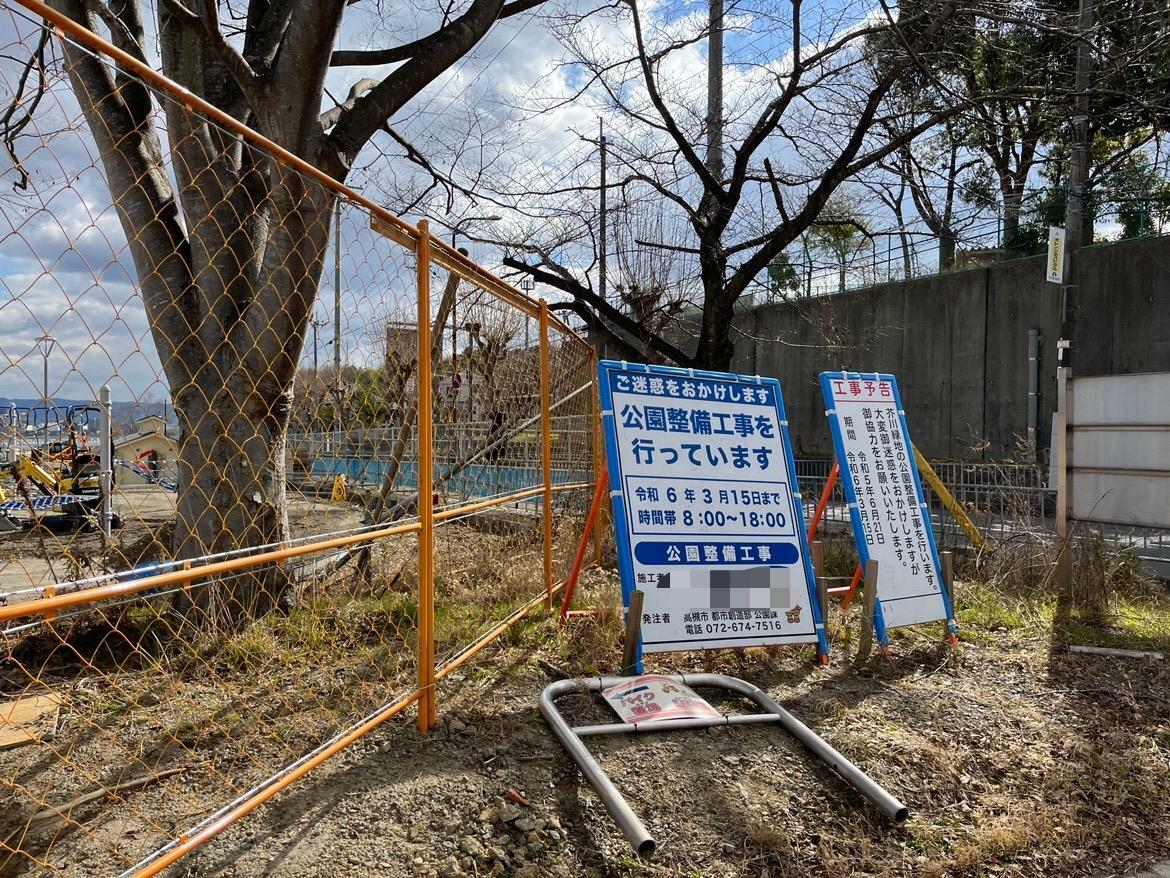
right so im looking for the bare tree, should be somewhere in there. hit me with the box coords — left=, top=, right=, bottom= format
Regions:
left=493, top=0, right=1029, bottom=369
left=462, top=293, right=525, bottom=418
left=610, top=193, right=696, bottom=338
left=863, top=173, right=917, bottom=280
left=881, top=121, right=983, bottom=270
left=807, top=193, right=869, bottom=294
left=12, top=0, right=550, bottom=623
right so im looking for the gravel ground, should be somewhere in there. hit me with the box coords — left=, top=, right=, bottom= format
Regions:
left=164, top=600, right=1170, bottom=878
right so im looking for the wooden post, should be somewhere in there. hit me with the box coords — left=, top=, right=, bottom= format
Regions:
left=621, top=590, right=644, bottom=675
left=941, top=550, right=954, bottom=599
left=811, top=540, right=827, bottom=625
left=855, top=559, right=879, bottom=664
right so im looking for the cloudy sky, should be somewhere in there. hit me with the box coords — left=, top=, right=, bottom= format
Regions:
left=0, top=0, right=612, bottom=404
left=2, top=0, right=1133, bottom=406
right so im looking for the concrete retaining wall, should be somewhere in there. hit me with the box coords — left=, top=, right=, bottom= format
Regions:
left=717, top=235, right=1170, bottom=461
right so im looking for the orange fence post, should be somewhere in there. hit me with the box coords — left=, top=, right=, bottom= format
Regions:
left=416, top=220, right=435, bottom=732
left=807, top=459, right=839, bottom=543
left=539, top=300, right=554, bottom=608
left=559, top=465, right=608, bottom=624
left=807, top=459, right=866, bottom=612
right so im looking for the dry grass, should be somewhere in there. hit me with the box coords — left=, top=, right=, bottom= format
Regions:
left=4, top=520, right=1169, bottom=877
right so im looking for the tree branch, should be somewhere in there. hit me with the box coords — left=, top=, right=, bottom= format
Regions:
left=328, top=0, right=507, bottom=163
left=546, top=301, right=647, bottom=361
left=502, top=256, right=696, bottom=366
left=330, top=0, right=546, bottom=66
left=158, top=0, right=261, bottom=96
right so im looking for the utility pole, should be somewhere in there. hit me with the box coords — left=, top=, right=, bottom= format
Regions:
left=705, top=0, right=724, bottom=182
left=1062, top=0, right=1093, bottom=293
left=311, top=317, right=327, bottom=376
left=333, top=198, right=343, bottom=440
left=599, top=118, right=608, bottom=308
left=334, top=199, right=343, bottom=375
left=1055, top=0, right=1093, bottom=598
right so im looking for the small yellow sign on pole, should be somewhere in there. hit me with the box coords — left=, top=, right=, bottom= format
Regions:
left=1046, top=226, right=1066, bottom=284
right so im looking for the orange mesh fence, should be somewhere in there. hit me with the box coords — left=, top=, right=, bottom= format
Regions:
left=0, top=3, right=597, bottom=875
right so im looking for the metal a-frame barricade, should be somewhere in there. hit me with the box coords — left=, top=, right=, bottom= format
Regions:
left=540, top=672, right=908, bottom=856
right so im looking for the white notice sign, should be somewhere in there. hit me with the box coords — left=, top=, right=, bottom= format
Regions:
left=819, top=372, right=956, bottom=640
left=599, top=361, right=827, bottom=656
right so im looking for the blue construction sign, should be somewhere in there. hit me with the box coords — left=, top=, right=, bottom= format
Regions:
left=0, top=494, right=91, bottom=513
left=819, top=372, right=958, bottom=643
left=599, top=361, right=828, bottom=659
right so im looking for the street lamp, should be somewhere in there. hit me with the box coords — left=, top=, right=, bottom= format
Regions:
left=519, top=279, right=535, bottom=348
left=35, top=334, right=56, bottom=451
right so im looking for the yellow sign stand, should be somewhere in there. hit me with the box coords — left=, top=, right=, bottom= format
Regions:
left=912, top=448, right=985, bottom=549
left=330, top=474, right=348, bottom=503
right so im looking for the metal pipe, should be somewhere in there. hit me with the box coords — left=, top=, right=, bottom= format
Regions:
left=417, top=220, right=436, bottom=732
left=681, top=674, right=908, bottom=822
left=1027, top=328, right=1040, bottom=460
left=1, top=477, right=587, bottom=612
left=539, top=299, right=553, bottom=607
left=573, top=713, right=781, bottom=737
left=541, top=674, right=907, bottom=858
left=99, top=384, right=112, bottom=536
left=540, top=678, right=656, bottom=856
left=0, top=519, right=422, bottom=623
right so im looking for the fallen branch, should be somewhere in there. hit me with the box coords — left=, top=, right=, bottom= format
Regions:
left=2, top=765, right=188, bottom=849
left=1068, top=644, right=1165, bottom=661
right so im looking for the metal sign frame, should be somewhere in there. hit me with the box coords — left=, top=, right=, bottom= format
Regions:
left=599, top=360, right=829, bottom=666
left=819, top=371, right=958, bottom=645
left=540, top=672, right=908, bottom=857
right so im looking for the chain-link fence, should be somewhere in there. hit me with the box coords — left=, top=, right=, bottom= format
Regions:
left=799, top=455, right=1170, bottom=577
left=0, top=2, right=597, bottom=874
left=797, top=457, right=1052, bottom=548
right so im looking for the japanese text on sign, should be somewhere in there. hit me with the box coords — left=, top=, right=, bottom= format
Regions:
left=601, top=363, right=825, bottom=654
left=820, top=373, right=952, bottom=631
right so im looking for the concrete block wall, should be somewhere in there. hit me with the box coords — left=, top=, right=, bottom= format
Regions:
left=716, top=234, right=1170, bottom=461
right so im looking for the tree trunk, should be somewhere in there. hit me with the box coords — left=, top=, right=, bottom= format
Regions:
left=172, top=376, right=293, bottom=624
left=693, top=247, right=734, bottom=370
left=837, top=261, right=846, bottom=293
left=938, top=232, right=957, bottom=271
left=1002, top=189, right=1023, bottom=249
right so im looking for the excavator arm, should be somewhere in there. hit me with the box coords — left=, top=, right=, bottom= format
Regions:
left=9, top=456, right=60, bottom=496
